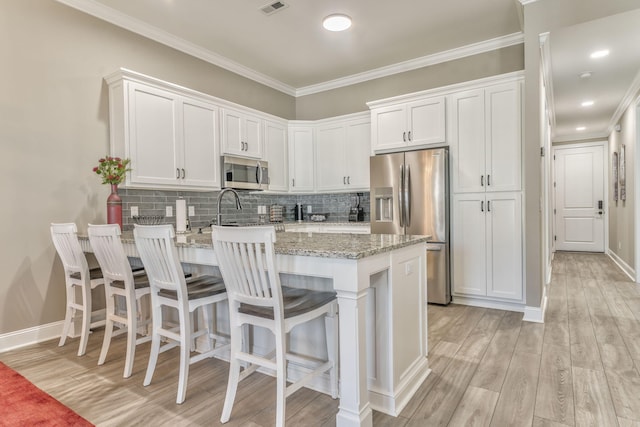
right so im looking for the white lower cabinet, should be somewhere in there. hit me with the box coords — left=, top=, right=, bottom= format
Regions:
left=452, top=192, right=522, bottom=301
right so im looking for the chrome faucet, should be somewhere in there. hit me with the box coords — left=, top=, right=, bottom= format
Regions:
left=216, top=188, right=243, bottom=226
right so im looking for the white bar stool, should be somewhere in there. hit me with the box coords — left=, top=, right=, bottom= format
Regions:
left=88, top=223, right=152, bottom=378
left=212, top=225, right=338, bottom=427
left=50, top=223, right=106, bottom=357
left=133, top=224, right=229, bottom=404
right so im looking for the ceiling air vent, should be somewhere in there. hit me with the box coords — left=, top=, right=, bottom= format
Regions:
left=260, top=1, right=288, bottom=15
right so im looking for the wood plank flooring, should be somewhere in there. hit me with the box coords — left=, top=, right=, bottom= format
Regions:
left=2, top=252, right=640, bottom=426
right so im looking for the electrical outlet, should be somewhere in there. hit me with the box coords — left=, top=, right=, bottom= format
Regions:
left=130, top=206, right=139, bottom=217
left=307, top=205, right=312, bottom=213
left=188, top=206, right=195, bottom=216
left=619, top=241, right=622, bottom=250
left=166, top=206, right=173, bottom=217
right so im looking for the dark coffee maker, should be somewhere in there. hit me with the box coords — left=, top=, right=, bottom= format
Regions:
left=294, top=203, right=304, bottom=221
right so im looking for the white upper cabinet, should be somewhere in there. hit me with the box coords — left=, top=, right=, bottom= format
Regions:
left=288, top=126, right=315, bottom=192
left=263, top=119, right=288, bottom=192
left=106, top=72, right=220, bottom=191
left=450, top=82, right=521, bottom=193
left=222, top=108, right=263, bottom=159
left=315, top=116, right=370, bottom=192
left=370, top=96, right=445, bottom=152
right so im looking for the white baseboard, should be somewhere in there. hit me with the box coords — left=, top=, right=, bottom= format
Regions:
left=607, top=249, right=636, bottom=281
left=523, top=284, right=548, bottom=323
left=0, top=321, right=63, bottom=353
left=451, top=295, right=525, bottom=313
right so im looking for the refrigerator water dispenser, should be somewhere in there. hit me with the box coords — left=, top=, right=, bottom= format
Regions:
left=374, top=188, right=393, bottom=222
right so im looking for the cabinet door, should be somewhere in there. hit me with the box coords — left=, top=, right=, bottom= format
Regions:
left=407, top=96, right=446, bottom=146
left=485, top=83, right=521, bottom=192
left=450, top=89, right=485, bottom=193
left=288, top=127, right=315, bottom=192
left=128, top=83, right=179, bottom=186
left=221, top=109, right=244, bottom=157
left=486, top=193, right=522, bottom=300
left=452, top=193, right=487, bottom=296
left=243, top=113, right=263, bottom=159
left=315, top=124, right=346, bottom=191
left=180, top=100, right=220, bottom=189
left=345, top=118, right=371, bottom=190
left=371, top=105, right=407, bottom=151
left=264, top=120, right=288, bottom=192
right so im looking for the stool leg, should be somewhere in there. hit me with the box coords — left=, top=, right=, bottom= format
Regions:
left=78, top=284, right=92, bottom=356
left=325, top=304, right=339, bottom=399
left=59, top=283, right=74, bottom=347
left=98, top=287, right=115, bottom=366
left=221, top=317, right=242, bottom=423
left=143, top=298, right=163, bottom=387
left=274, top=328, right=287, bottom=427
left=123, top=292, right=136, bottom=378
left=176, top=306, right=191, bottom=404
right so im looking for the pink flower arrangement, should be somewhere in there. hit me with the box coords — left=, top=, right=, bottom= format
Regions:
left=92, top=156, right=131, bottom=185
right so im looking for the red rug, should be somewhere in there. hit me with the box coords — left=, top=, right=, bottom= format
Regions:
left=0, top=361, right=93, bottom=426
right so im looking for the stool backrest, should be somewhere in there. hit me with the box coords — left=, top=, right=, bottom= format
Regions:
left=50, top=223, right=88, bottom=277
left=133, top=224, right=187, bottom=298
left=211, top=226, right=282, bottom=316
left=88, top=224, right=133, bottom=285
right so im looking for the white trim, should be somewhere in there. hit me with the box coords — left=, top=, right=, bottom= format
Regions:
left=55, top=0, right=297, bottom=96
left=553, top=131, right=610, bottom=143
left=367, top=71, right=525, bottom=109
left=609, top=249, right=636, bottom=281
left=451, top=295, right=525, bottom=313
left=56, top=0, right=523, bottom=97
left=539, top=33, right=556, bottom=132
left=0, top=321, right=63, bottom=353
left=519, top=0, right=540, bottom=4
left=296, top=33, right=524, bottom=97
left=522, top=280, right=548, bottom=323
left=608, top=68, right=640, bottom=135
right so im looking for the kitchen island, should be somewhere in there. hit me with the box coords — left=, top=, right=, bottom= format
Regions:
left=80, top=229, right=430, bottom=427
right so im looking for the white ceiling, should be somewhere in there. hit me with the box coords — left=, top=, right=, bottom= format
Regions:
left=57, top=1, right=640, bottom=143
left=548, top=8, right=640, bottom=142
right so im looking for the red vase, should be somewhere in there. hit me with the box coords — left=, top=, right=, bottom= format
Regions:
left=106, top=184, right=123, bottom=230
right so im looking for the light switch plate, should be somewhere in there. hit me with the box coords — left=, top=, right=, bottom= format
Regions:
left=130, top=206, right=139, bottom=217
left=166, top=206, right=173, bottom=217
left=188, top=206, right=195, bottom=216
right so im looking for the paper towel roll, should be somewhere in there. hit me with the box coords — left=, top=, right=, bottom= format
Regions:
left=176, top=199, right=187, bottom=233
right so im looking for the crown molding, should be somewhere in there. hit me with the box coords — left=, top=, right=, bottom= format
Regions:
left=57, top=0, right=523, bottom=98
left=55, top=0, right=298, bottom=96
left=518, top=0, right=540, bottom=4
left=608, top=67, right=640, bottom=133
left=296, top=32, right=524, bottom=97
left=539, top=33, right=556, bottom=131
left=553, top=131, right=609, bottom=143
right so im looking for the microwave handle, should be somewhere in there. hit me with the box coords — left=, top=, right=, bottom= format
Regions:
left=256, top=161, right=263, bottom=186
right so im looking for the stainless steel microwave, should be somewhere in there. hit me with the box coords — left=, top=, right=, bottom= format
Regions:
left=222, top=156, right=269, bottom=190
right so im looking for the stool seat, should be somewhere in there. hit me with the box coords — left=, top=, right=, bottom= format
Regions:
left=239, top=287, right=337, bottom=320
left=158, top=276, right=225, bottom=300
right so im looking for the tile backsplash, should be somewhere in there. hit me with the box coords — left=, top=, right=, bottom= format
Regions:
left=119, top=189, right=369, bottom=230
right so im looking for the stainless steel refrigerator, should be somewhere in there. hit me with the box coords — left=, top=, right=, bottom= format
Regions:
left=370, top=148, right=450, bottom=304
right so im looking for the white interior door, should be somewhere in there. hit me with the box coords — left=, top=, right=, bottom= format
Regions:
left=554, top=143, right=605, bottom=252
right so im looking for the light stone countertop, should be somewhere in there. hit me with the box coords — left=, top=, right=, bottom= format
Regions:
left=108, top=228, right=428, bottom=260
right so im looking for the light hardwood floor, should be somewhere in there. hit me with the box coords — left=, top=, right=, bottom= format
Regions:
left=3, top=252, right=640, bottom=426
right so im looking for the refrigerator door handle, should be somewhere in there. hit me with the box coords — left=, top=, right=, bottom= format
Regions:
left=405, top=164, right=411, bottom=227
left=399, top=164, right=405, bottom=227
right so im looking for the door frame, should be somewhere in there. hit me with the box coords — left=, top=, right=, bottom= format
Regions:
left=551, top=140, right=608, bottom=254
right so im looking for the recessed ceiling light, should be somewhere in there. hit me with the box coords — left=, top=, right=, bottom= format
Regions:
left=579, top=71, right=592, bottom=79
left=323, top=14, right=352, bottom=32
left=590, top=49, right=610, bottom=59
left=576, top=126, right=586, bottom=131
left=581, top=100, right=594, bottom=107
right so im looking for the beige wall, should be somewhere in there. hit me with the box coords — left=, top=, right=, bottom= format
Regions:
left=523, top=0, right=640, bottom=308
left=0, top=0, right=294, bottom=335
left=609, top=104, right=637, bottom=269
left=296, top=45, right=524, bottom=120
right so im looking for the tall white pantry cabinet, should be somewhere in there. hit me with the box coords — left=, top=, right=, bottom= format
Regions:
left=449, top=80, right=524, bottom=305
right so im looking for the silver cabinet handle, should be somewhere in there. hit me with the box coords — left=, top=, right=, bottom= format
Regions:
left=347, top=176, right=351, bottom=185
left=481, top=201, right=484, bottom=212
left=176, top=168, right=180, bottom=179
left=256, top=161, right=263, bottom=186
left=343, top=176, right=346, bottom=185
left=181, top=168, right=185, bottom=179
left=245, top=141, right=249, bottom=151
left=404, top=165, right=411, bottom=227
left=403, top=131, right=407, bottom=142
left=408, top=131, right=412, bottom=141
left=487, top=175, right=490, bottom=186
left=487, top=200, right=491, bottom=212
left=399, top=164, right=405, bottom=227
left=292, top=178, right=295, bottom=187
left=481, top=175, right=484, bottom=186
